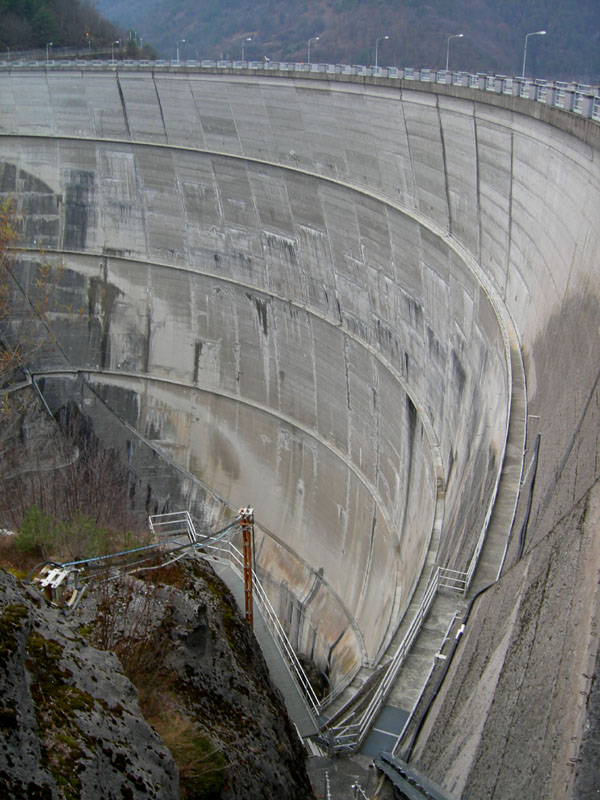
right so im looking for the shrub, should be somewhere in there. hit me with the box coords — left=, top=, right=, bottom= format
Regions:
left=58, top=511, right=109, bottom=561
left=10, top=506, right=149, bottom=568
left=14, top=506, right=59, bottom=559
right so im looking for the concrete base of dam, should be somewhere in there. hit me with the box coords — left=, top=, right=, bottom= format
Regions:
left=1, top=66, right=600, bottom=797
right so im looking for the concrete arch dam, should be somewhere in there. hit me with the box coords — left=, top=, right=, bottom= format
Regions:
left=1, top=69, right=599, bottom=759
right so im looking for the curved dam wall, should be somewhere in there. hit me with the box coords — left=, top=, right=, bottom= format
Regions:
left=1, top=71, right=599, bottom=756
left=0, top=69, right=512, bottom=685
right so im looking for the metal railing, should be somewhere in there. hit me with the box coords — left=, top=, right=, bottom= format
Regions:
left=148, top=510, right=198, bottom=543
left=322, top=566, right=466, bottom=753
left=147, top=511, right=473, bottom=752
left=148, top=511, right=322, bottom=723
left=202, top=533, right=322, bottom=720
left=1, top=58, right=598, bottom=124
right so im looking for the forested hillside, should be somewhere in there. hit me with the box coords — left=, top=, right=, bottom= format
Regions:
left=2, top=0, right=597, bottom=80
left=0, top=0, right=122, bottom=53
left=96, top=0, right=600, bottom=81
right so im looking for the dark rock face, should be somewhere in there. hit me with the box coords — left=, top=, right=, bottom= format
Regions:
left=0, top=568, right=179, bottom=799
left=111, top=558, right=315, bottom=800
left=0, top=559, right=315, bottom=800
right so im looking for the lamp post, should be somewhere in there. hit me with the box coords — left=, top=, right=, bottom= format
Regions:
left=111, top=40, right=120, bottom=62
left=307, top=36, right=319, bottom=65
left=445, top=33, right=463, bottom=72
left=242, top=36, right=251, bottom=62
left=46, top=42, right=53, bottom=62
left=176, top=38, right=186, bottom=63
left=521, top=30, right=546, bottom=79
left=375, top=35, right=389, bottom=69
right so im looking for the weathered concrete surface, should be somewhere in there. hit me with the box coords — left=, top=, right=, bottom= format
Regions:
left=0, top=71, right=511, bottom=686
left=1, top=68, right=599, bottom=796
left=411, top=483, right=600, bottom=799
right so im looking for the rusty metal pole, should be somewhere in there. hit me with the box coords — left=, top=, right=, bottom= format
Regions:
left=239, top=507, right=254, bottom=627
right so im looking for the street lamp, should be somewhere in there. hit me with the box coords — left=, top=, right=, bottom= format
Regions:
left=307, top=36, right=319, bottom=65
left=445, top=33, right=463, bottom=72
left=375, top=35, right=389, bottom=69
left=46, top=42, right=53, bottom=62
left=176, top=39, right=186, bottom=63
left=242, top=36, right=251, bottom=62
left=521, top=30, right=546, bottom=79
left=111, top=40, right=120, bottom=62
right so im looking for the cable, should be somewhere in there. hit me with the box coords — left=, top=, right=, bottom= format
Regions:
left=516, top=432, right=541, bottom=561
left=403, top=580, right=495, bottom=763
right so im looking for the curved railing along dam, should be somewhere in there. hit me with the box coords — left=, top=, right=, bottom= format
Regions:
left=1, top=68, right=599, bottom=783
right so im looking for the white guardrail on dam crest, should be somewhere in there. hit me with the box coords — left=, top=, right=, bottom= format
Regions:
left=1, top=58, right=599, bottom=123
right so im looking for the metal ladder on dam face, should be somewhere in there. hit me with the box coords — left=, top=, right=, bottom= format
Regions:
left=167, top=511, right=324, bottom=735
left=146, top=513, right=473, bottom=754
left=316, top=566, right=468, bottom=755
left=148, top=515, right=471, bottom=754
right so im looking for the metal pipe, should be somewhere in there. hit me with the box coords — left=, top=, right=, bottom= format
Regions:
left=239, top=506, right=254, bottom=626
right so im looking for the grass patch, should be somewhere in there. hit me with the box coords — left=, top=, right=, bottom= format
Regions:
left=11, top=506, right=150, bottom=564
left=147, top=709, right=226, bottom=800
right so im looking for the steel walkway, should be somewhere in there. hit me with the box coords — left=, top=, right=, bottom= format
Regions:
left=210, top=557, right=319, bottom=738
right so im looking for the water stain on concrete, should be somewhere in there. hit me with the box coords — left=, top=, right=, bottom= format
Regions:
left=88, top=271, right=122, bottom=370
left=246, top=292, right=270, bottom=336
left=64, top=170, right=95, bottom=251
left=210, top=429, right=241, bottom=481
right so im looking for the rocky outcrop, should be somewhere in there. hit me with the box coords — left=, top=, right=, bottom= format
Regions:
left=152, top=557, right=315, bottom=800
left=0, top=557, right=315, bottom=800
left=0, top=568, right=179, bottom=799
